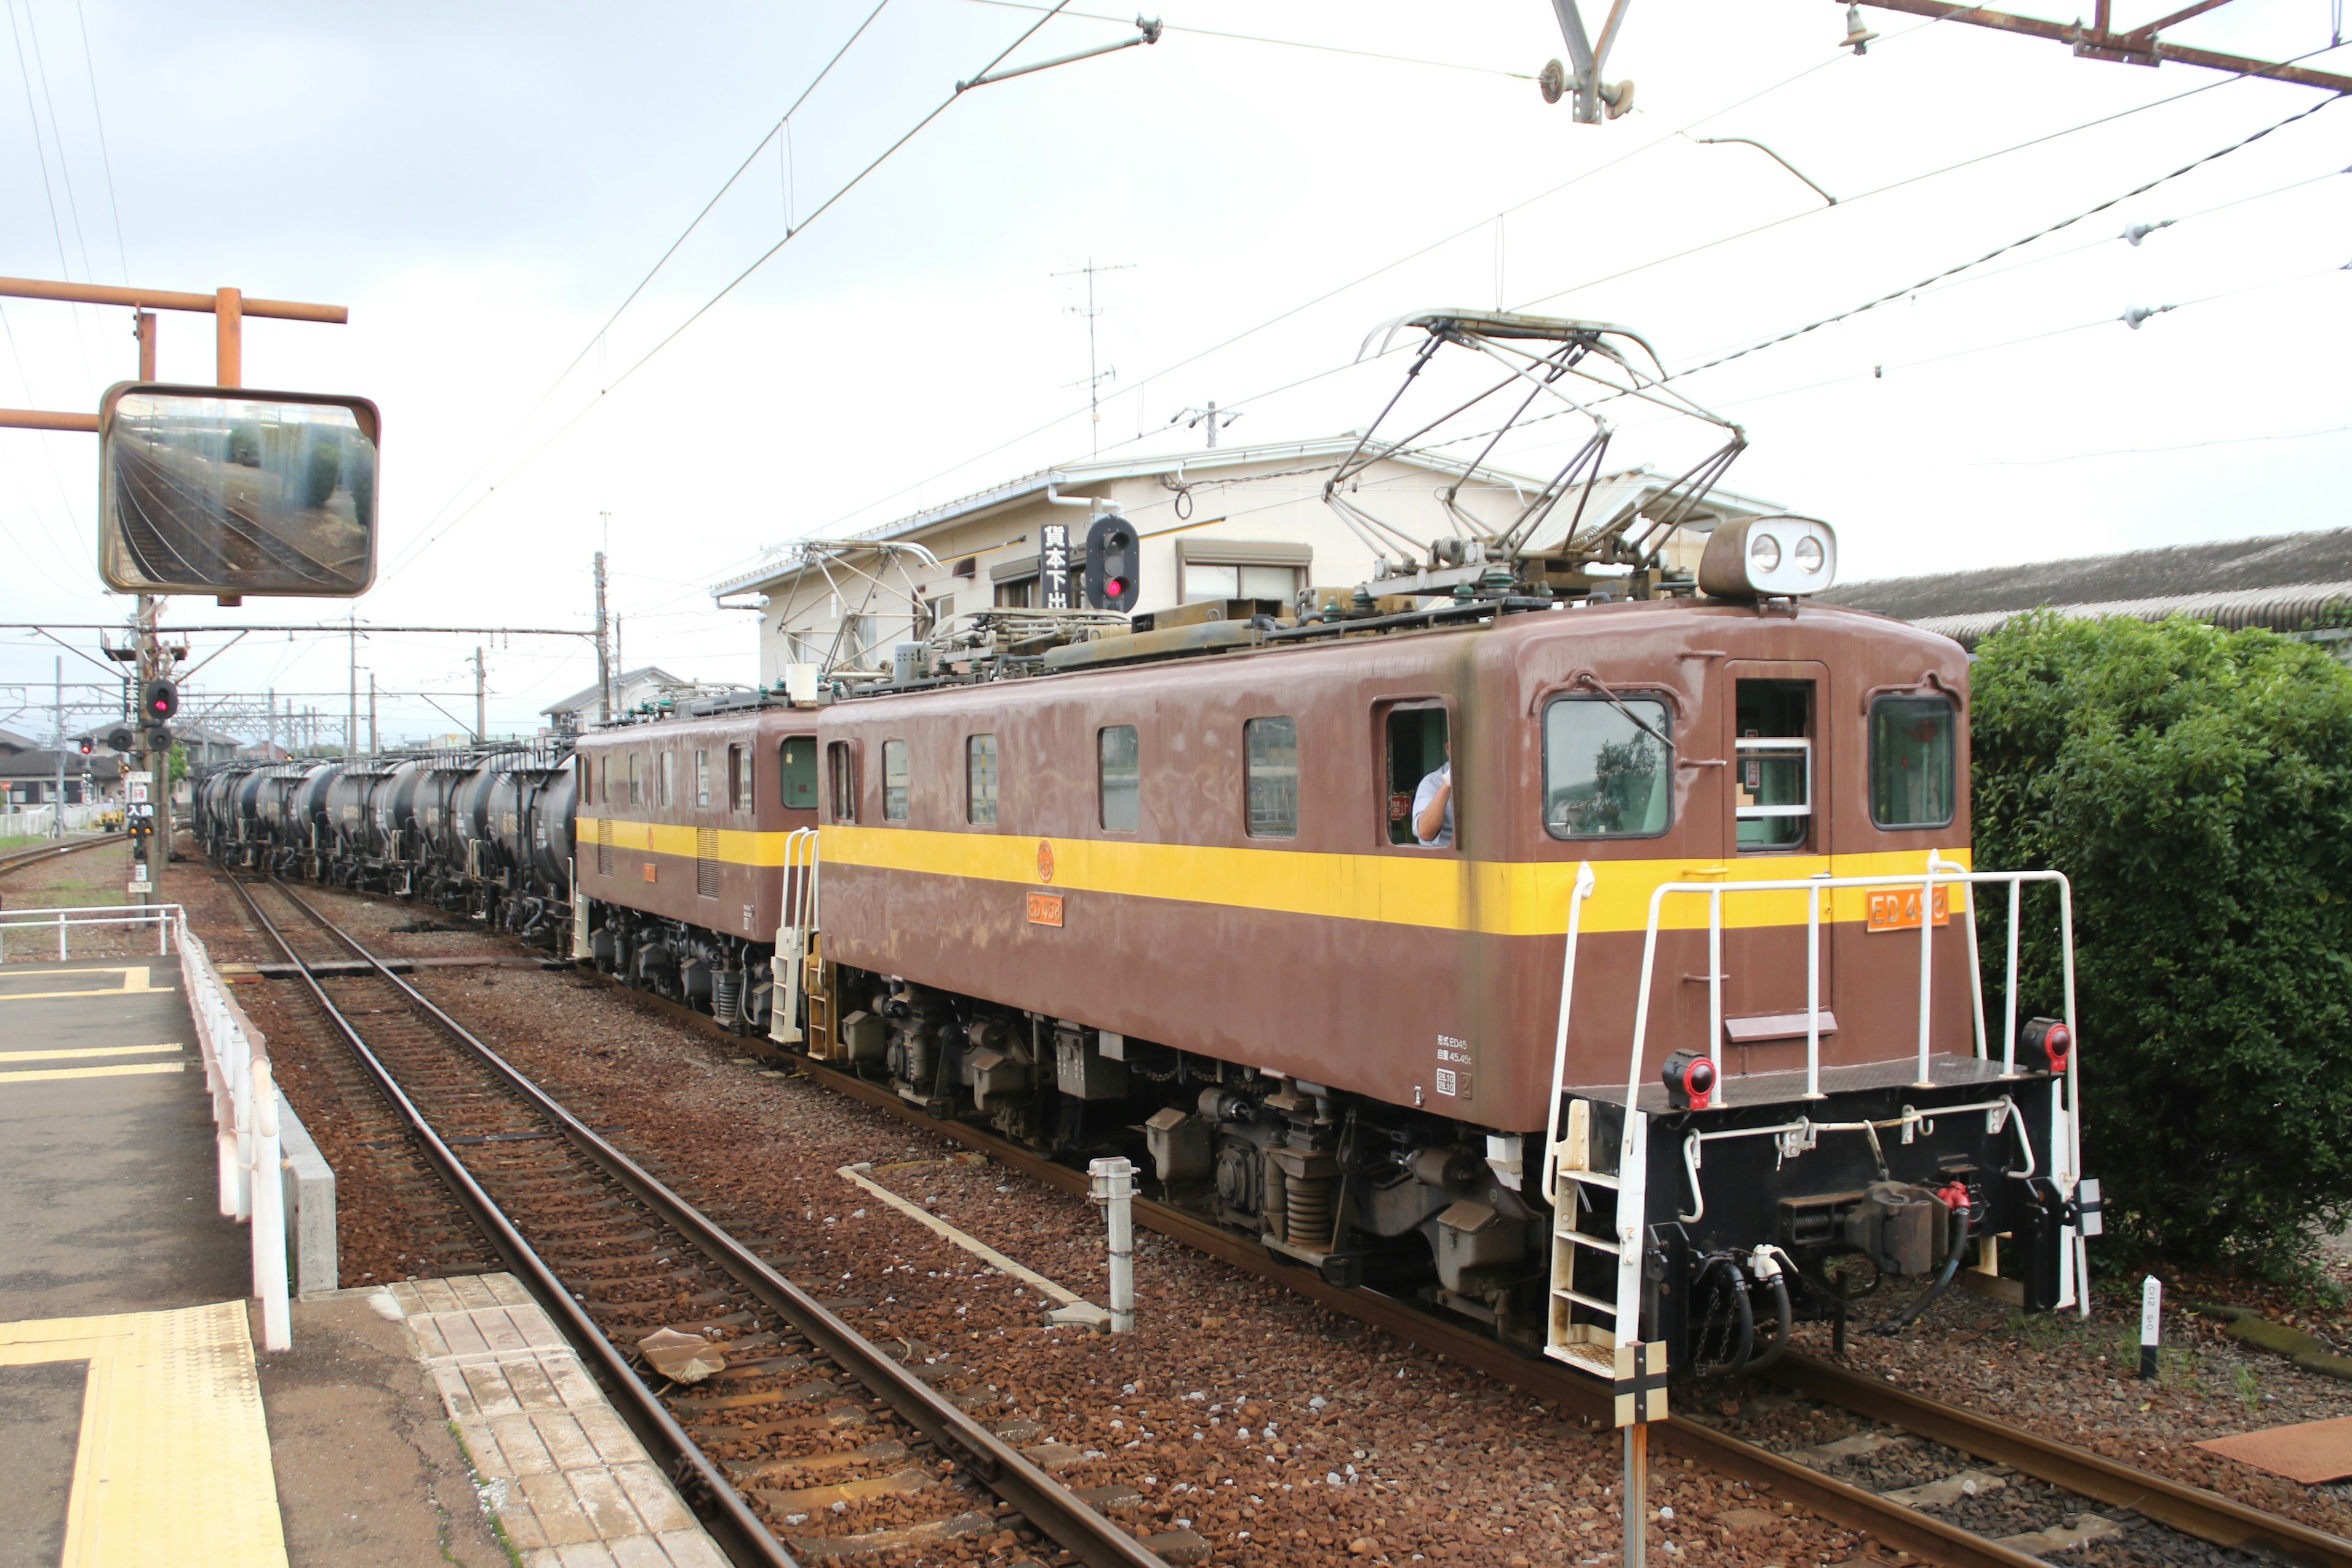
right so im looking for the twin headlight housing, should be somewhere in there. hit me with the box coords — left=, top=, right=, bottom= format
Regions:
left=1697, top=516, right=1839, bottom=600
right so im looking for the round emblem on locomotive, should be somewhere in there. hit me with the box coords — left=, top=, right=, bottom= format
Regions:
left=1036, top=839, right=1055, bottom=883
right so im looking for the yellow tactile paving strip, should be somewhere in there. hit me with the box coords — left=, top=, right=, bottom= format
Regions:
left=385, top=1274, right=728, bottom=1568
left=0, top=1300, right=288, bottom=1568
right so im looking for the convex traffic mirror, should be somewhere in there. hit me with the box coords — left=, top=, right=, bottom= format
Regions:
left=97, top=383, right=380, bottom=597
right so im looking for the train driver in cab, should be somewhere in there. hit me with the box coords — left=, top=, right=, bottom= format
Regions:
left=1413, top=741, right=1453, bottom=848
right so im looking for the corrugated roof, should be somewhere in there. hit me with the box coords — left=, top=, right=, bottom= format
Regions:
left=1819, top=527, right=2352, bottom=622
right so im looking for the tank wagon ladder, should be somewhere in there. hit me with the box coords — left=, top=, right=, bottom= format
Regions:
left=1540, top=859, right=2094, bottom=1381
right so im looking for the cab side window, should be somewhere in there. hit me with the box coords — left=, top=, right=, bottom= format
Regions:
left=658, top=751, right=676, bottom=809
left=1383, top=706, right=1451, bottom=848
left=967, top=734, right=999, bottom=826
left=627, top=752, right=641, bottom=806
left=694, top=748, right=712, bottom=809
left=729, top=744, right=751, bottom=813
left=1871, top=695, right=1956, bottom=829
left=780, top=736, right=818, bottom=810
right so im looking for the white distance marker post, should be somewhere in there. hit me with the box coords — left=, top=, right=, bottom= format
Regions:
left=1088, top=1156, right=1136, bottom=1333
left=2141, top=1275, right=2163, bottom=1380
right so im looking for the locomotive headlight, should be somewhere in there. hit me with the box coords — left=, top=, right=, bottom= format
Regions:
left=1698, top=515, right=1839, bottom=600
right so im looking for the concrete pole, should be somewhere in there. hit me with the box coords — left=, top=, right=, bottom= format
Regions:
left=473, top=646, right=486, bottom=743
left=347, top=614, right=358, bottom=758
left=594, top=546, right=612, bottom=725
left=51, top=655, right=64, bottom=835
left=368, top=673, right=378, bottom=755
left=1088, top=1156, right=1136, bottom=1333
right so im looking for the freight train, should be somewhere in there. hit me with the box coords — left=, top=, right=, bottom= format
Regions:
left=196, top=315, right=2098, bottom=1389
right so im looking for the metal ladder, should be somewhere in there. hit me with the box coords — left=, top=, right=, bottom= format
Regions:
left=1545, top=1097, right=1650, bottom=1378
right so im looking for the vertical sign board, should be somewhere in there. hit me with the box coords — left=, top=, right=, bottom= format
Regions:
left=2139, top=1275, right=2162, bottom=1379
left=1040, top=522, right=1071, bottom=611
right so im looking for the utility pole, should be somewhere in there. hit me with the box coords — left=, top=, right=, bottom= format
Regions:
left=347, top=613, right=358, bottom=758
left=51, top=657, right=64, bottom=837
left=473, top=646, right=486, bottom=743
left=594, top=543, right=612, bottom=725
left=612, top=618, right=623, bottom=710
left=1052, top=258, right=1133, bottom=454
left=266, top=688, right=276, bottom=753
left=368, top=673, right=378, bottom=754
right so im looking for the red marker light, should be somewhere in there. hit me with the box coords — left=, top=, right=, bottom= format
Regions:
left=1660, top=1049, right=1717, bottom=1110
left=2021, top=1016, right=2072, bottom=1072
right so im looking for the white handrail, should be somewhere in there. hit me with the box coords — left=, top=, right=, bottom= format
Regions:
left=0, top=903, right=180, bottom=961
left=1540, top=862, right=1597, bottom=1204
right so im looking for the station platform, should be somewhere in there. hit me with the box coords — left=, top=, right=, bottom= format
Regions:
left=0, top=952, right=725, bottom=1567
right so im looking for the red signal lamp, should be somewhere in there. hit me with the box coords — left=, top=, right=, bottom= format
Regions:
left=1660, top=1049, right=1717, bottom=1110
left=2022, top=1016, right=2072, bottom=1072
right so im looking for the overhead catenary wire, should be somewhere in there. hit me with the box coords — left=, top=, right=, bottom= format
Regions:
left=73, top=2, right=126, bottom=281
left=960, top=0, right=1537, bottom=79
left=399, top=0, right=897, bottom=552
left=385, top=1, right=1085, bottom=586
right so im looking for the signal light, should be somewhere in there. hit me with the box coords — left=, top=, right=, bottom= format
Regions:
left=1084, top=514, right=1140, bottom=614
left=146, top=724, right=173, bottom=754
left=1660, top=1049, right=1717, bottom=1111
left=105, top=726, right=132, bottom=753
left=78, top=737, right=94, bottom=757
left=144, top=677, right=178, bottom=720
left=2022, top=1016, right=2072, bottom=1072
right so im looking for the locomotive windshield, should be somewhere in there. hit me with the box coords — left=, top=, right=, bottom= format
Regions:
left=1544, top=696, right=1671, bottom=838
left=1871, top=695, right=1958, bottom=829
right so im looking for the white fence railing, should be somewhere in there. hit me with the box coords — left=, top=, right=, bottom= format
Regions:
left=0, top=903, right=176, bottom=962
left=0, top=803, right=112, bottom=837
left=0, top=900, right=290, bottom=1349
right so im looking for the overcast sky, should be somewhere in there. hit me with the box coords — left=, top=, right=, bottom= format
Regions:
left=1, top=0, right=2345, bottom=744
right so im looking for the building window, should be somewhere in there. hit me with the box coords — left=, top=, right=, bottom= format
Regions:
left=881, top=739, right=910, bottom=821
left=1542, top=696, right=1672, bottom=839
left=729, top=744, right=751, bottom=812
left=1383, top=706, right=1450, bottom=848
left=994, top=577, right=1036, bottom=609
left=1871, top=695, right=1956, bottom=829
left=1243, top=717, right=1297, bottom=838
left=1736, top=679, right=1814, bottom=851
left=780, top=736, right=818, bottom=810
left=694, top=748, right=711, bottom=808
left=1182, top=563, right=1301, bottom=604
left=827, top=741, right=856, bottom=823
left=967, top=734, right=998, bottom=826
left=658, top=751, right=675, bottom=808
left=627, top=752, right=641, bottom=806
left=1098, top=725, right=1139, bottom=832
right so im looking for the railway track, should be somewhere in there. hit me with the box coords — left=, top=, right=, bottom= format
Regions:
left=225, top=875, right=1166, bottom=1568
left=0, top=832, right=115, bottom=878
left=777, top=1053, right=2352, bottom=1568
left=203, top=866, right=2352, bottom=1568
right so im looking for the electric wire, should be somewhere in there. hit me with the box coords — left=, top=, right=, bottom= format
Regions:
left=21, top=4, right=96, bottom=292
left=385, top=1, right=1079, bottom=586
left=401, top=0, right=897, bottom=549
left=960, top=0, right=1537, bottom=79
left=6, top=2, right=74, bottom=285
left=73, top=2, right=126, bottom=281
left=1671, top=92, right=2342, bottom=381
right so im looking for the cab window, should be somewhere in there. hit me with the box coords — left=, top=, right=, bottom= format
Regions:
left=1098, top=726, right=1140, bottom=832
left=729, top=744, right=751, bottom=812
left=1383, top=705, right=1450, bottom=848
left=627, top=752, right=641, bottom=805
left=694, top=748, right=711, bottom=809
left=1871, top=695, right=1956, bottom=829
left=1736, top=679, right=1812, bottom=851
left=658, top=751, right=676, bottom=809
left=1543, top=696, right=1671, bottom=839
left=881, top=739, right=910, bottom=822
left=779, top=736, right=818, bottom=810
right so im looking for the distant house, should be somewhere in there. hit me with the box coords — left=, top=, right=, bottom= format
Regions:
left=1, top=748, right=124, bottom=805
left=541, top=666, right=742, bottom=733
left=1819, top=527, right=2352, bottom=652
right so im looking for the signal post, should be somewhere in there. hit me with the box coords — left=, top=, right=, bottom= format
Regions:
left=0, top=276, right=369, bottom=902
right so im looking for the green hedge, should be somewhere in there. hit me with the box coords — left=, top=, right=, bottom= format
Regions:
left=1971, top=612, right=2352, bottom=1273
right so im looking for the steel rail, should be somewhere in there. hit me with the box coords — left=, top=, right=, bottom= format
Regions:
left=223, top=875, right=801, bottom=1568
left=0, top=834, right=118, bottom=877
left=779, top=1049, right=2352, bottom=1568
left=252, top=878, right=1166, bottom=1568
left=1773, top=1352, right=2352, bottom=1568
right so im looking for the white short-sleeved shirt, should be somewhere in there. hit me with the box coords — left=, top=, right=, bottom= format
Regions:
left=1412, top=763, right=1453, bottom=848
